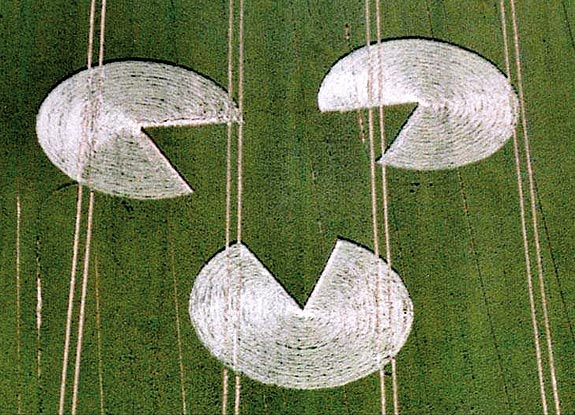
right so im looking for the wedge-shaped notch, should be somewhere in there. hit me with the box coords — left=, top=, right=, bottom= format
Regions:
left=37, top=61, right=240, bottom=199
left=189, top=239, right=413, bottom=389
left=318, top=38, right=519, bottom=170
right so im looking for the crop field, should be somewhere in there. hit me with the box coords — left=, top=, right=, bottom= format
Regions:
left=1, top=0, right=575, bottom=414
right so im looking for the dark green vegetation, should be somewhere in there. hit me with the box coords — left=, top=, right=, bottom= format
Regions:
left=1, top=0, right=575, bottom=413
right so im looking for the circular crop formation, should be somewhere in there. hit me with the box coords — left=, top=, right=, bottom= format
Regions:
left=36, top=60, right=239, bottom=199
left=318, top=38, right=519, bottom=170
left=189, top=239, right=413, bottom=389
left=36, top=38, right=518, bottom=390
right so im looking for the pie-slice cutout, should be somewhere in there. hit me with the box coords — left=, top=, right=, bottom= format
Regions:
left=189, top=239, right=413, bottom=389
left=37, top=60, right=240, bottom=199
left=318, top=38, right=518, bottom=170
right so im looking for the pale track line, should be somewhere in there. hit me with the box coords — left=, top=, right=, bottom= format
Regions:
left=373, top=1, right=400, bottom=414
left=72, top=1, right=106, bottom=413
left=374, top=0, right=387, bottom=413
left=236, top=0, right=245, bottom=246
left=233, top=373, right=241, bottom=415
left=35, top=231, right=43, bottom=414
left=223, top=0, right=235, bottom=412
left=226, top=0, right=235, bottom=251
left=169, top=230, right=188, bottom=415
left=222, top=369, right=230, bottom=415
left=15, top=194, right=22, bottom=415
left=498, top=1, right=548, bottom=414
left=98, top=0, right=107, bottom=68
left=161, top=6, right=189, bottom=415
left=364, top=0, right=379, bottom=257
left=58, top=0, right=97, bottom=410
left=508, top=1, right=561, bottom=413
left=364, top=2, right=389, bottom=415
left=58, top=183, right=84, bottom=415
left=233, top=0, right=245, bottom=413
left=94, top=255, right=106, bottom=415
left=344, top=15, right=378, bottom=411
left=71, top=190, right=95, bottom=415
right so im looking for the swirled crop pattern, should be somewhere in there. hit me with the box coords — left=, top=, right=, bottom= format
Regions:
left=37, top=61, right=239, bottom=199
left=189, top=239, right=413, bottom=389
left=318, top=39, right=518, bottom=170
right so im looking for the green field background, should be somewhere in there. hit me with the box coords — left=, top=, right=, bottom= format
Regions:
left=1, top=0, right=575, bottom=414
